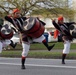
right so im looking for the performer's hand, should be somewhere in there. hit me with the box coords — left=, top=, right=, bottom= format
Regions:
left=52, top=19, right=57, bottom=24
left=52, top=19, right=56, bottom=22
left=8, top=14, right=13, bottom=17
left=19, top=39, right=22, bottom=44
left=19, top=32, right=22, bottom=44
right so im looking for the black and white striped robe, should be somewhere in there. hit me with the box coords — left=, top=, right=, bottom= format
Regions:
left=5, top=16, right=29, bottom=42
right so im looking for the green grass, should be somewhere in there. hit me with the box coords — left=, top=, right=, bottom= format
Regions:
left=31, top=42, right=76, bottom=50
left=1, top=42, right=76, bottom=59
left=28, top=51, right=62, bottom=59
left=0, top=51, right=22, bottom=57
left=1, top=50, right=76, bottom=59
left=9, top=42, right=76, bottom=50
left=0, top=50, right=62, bottom=58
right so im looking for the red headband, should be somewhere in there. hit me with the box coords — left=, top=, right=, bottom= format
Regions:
left=58, top=16, right=64, bottom=21
left=13, top=8, right=20, bottom=13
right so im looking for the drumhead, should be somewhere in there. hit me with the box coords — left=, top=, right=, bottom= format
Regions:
left=0, top=24, right=13, bottom=39
left=69, top=24, right=76, bottom=38
left=23, top=17, right=36, bottom=31
left=69, top=25, right=75, bottom=30
left=1, top=24, right=12, bottom=35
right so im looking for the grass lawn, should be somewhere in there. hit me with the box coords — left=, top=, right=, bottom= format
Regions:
left=0, top=42, right=76, bottom=59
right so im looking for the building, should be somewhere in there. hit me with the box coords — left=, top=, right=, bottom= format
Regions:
left=40, top=17, right=55, bottom=32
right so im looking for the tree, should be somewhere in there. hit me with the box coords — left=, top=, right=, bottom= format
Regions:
left=0, top=0, right=75, bottom=20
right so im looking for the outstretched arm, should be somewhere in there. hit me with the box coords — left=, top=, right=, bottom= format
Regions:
left=52, top=20, right=61, bottom=32
left=65, top=22, right=76, bottom=26
left=5, top=16, right=14, bottom=25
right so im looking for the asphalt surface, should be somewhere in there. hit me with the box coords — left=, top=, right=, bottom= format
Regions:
left=0, top=58, right=76, bottom=75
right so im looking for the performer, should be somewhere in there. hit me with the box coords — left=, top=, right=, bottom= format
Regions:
left=4, top=8, right=55, bottom=69
left=52, top=16, right=76, bottom=64
left=0, top=18, right=17, bottom=53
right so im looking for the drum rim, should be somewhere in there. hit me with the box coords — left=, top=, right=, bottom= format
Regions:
left=27, top=23, right=45, bottom=38
left=23, top=18, right=39, bottom=32
left=0, top=30, right=13, bottom=39
left=28, top=23, right=41, bottom=34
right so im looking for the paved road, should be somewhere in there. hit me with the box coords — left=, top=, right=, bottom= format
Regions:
left=0, top=58, right=76, bottom=75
